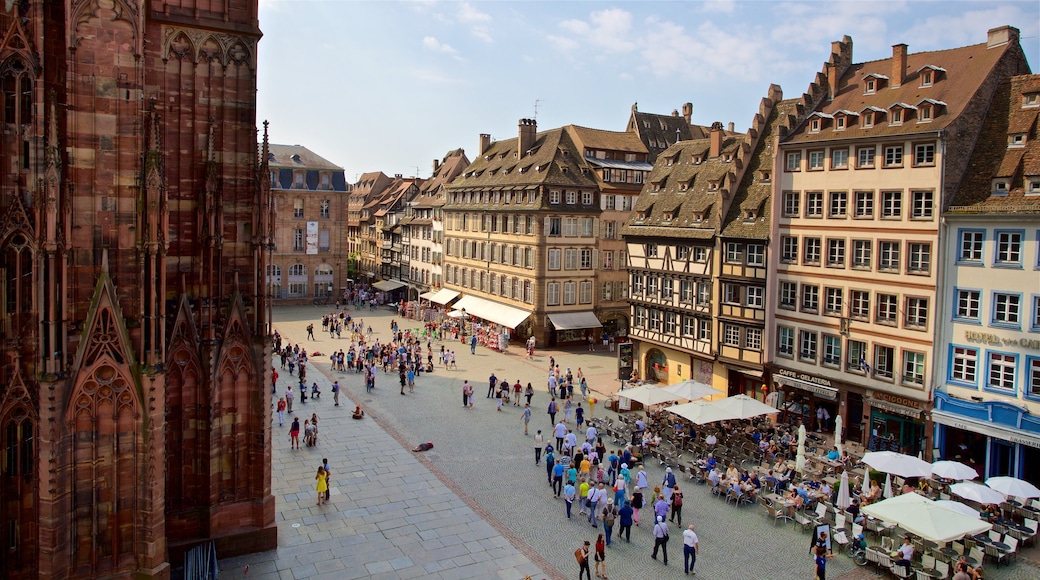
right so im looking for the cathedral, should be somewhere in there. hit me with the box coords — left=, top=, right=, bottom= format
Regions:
left=0, top=1, right=275, bottom=577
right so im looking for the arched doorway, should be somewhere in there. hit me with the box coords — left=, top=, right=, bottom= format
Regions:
left=644, top=348, right=667, bottom=383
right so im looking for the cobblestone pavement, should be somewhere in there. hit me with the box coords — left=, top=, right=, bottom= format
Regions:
left=220, top=305, right=1040, bottom=580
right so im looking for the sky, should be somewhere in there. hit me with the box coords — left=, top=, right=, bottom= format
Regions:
left=257, top=1, right=1040, bottom=182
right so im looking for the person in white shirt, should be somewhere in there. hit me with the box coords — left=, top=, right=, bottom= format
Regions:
left=894, top=536, right=914, bottom=571
left=683, top=524, right=700, bottom=575
left=705, top=433, right=718, bottom=446
left=586, top=425, right=598, bottom=443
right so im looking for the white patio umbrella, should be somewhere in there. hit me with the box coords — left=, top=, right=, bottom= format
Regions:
left=861, top=492, right=992, bottom=543
left=834, top=414, right=844, bottom=458
left=986, top=476, right=1040, bottom=499
left=862, top=450, right=932, bottom=478
left=666, top=400, right=732, bottom=425
left=836, top=469, right=852, bottom=510
left=795, top=424, right=807, bottom=474
left=883, top=473, right=893, bottom=498
left=950, top=481, right=1007, bottom=505
left=935, top=500, right=981, bottom=519
left=931, top=460, right=979, bottom=482
left=618, top=384, right=679, bottom=407
left=662, top=379, right=717, bottom=402
left=709, top=394, right=779, bottom=420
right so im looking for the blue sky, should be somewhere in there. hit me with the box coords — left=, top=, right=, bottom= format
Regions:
left=257, top=1, right=1039, bottom=181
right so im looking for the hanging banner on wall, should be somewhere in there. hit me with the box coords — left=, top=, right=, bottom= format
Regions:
left=306, top=221, right=318, bottom=255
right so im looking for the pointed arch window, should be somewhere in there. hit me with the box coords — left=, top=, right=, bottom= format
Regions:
left=2, top=59, right=33, bottom=172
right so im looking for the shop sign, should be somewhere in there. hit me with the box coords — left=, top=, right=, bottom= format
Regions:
left=872, top=391, right=921, bottom=409
left=774, top=368, right=833, bottom=388
left=773, top=369, right=838, bottom=400
left=933, top=412, right=1040, bottom=449
left=869, top=397, right=921, bottom=419
left=964, top=331, right=1040, bottom=350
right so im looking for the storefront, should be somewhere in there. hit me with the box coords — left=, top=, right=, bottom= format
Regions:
left=932, top=392, right=1040, bottom=483
left=770, top=368, right=839, bottom=432
left=727, top=368, right=767, bottom=403
left=547, top=311, right=603, bottom=346
left=866, top=392, right=926, bottom=456
left=450, top=294, right=531, bottom=347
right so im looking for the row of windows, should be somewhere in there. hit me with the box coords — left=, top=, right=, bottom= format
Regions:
left=779, top=236, right=931, bottom=275
left=450, top=189, right=538, bottom=206
left=631, top=275, right=712, bottom=305
left=776, top=326, right=926, bottom=386
left=445, top=238, right=536, bottom=268
left=271, top=173, right=334, bottom=190
left=778, top=282, right=929, bottom=330
left=949, top=346, right=1040, bottom=398
left=785, top=143, right=935, bottom=172
left=406, top=267, right=441, bottom=287
left=643, top=243, right=711, bottom=263
left=953, top=290, right=1040, bottom=332
left=547, top=247, right=596, bottom=270
left=266, top=263, right=334, bottom=277
left=633, top=306, right=712, bottom=340
left=546, top=281, right=594, bottom=306
left=283, top=198, right=333, bottom=218
left=781, top=190, right=933, bottom=221
left=445, top=268, right=534, bottom=304
left=447, top=213, right=538, bottom=235
left=957, top=229, right=1039, bottom=268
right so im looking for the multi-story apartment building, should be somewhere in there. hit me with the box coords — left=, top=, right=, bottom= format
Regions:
left=403, top=150, right=470, bottom=294
left=933, top=74, right=1040, bottom=482
left=347, top=171, right=392, bottom=281
left=626, top=102, right=722, bottom=162
left=374, top=177, right=421, bottom=285
left=444, top=119, right=651, bottom=345
left=769, top=27, right=1030, bottom=456
left=268, top=144, right=350, bottom=301
left=623, top=86, right=794, bottom=394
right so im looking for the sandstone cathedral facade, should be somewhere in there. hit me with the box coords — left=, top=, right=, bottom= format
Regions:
left=0, top=1, right=275, bottom=577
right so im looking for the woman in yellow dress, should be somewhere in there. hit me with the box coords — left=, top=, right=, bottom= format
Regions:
left=315, top=466, right=328, bottom=505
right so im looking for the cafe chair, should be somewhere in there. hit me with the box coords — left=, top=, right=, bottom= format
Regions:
left=968, top=546, right=984, bottom=567
left=933, top=560, right=950, bottom=579
left=890, top=561, right=911, bottom=579
left=794, top=510, right=813, bottom=532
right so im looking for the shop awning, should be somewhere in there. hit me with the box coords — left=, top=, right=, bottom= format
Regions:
left=372, top=280, right=406, bottom=291
left=419, top=291, right=438, bottom=300
left=427, top=288, right=461, bottom=305
left=547, top=311, right=603, bottom=331
left=452, top=295, right=531, bottom=329
left=773, top=374, right=838, bottom=401
left=932, top=409, right=1040, bottom=449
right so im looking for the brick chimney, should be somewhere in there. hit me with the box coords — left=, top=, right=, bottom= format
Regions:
left=682, top=103, right=693, bottom=123
left=709, top=121, right=724, bottom=158
left=727, top=122, right=735, bottom=132
left=987, top=25, right=1020, bottom=48
left=827, top=62, right=839, bottom=101
left=891, top=44, right=907, bottom=88
left=478, top=133, right=491, bottom=155
left=518, top=118, right=537, bottom=156
left=432, top=158, right=440, bottom=174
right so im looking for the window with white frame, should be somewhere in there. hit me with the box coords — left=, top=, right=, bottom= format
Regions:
left=903, top=351, right=925, bottom=385
left=724, top=324, right=740, bottom=346
left=293, top=228, right=305, bottom=251
left=881, top=191, right=902, bottom=219
left=602, top=251, right=614, bottom=271
left=726, top=242, right=743, bottom=264
left=883, top=145, right=903, bottom=167
left=649, top=309, right=662, bottom=331
left=579, top=281, right=593, bottom=304
left=876, top=293, right=898, bottom=325
left=682, top=315, right=696, bottom=337
left=783, top=191, right=800, bottom=217
left=852, top=240, right=872, bottom=269
left=995, top=231, right=1022, bottom=265
left=801, top=284, right=820, bottom=312
left=293, top=199, right=304, bottom=218
left=875, top=345, right=895, bottom=380
left=805, top=191, right=824, bottom=217
left=911, top=190, right=934, bottom=219
left=647, top=276, right=658, bottom=296
left=1028, top=358, right=1040, bottom=397
left=661, top=278, right=673, bottom=299
left=827, top=238, right=846, bottom=267
left=582, top=191, right=593, bottom=205
left=908, top=243, right=931, bottom=274
left=1033, top=296, right=1040, bottom=330
left=697, top=282, right=710, bottom=304
left=746, top=286, right=764, bottom=309
left=951, top=347, right=978, bottom=385
left=746, top=328, right=762, bottom=350
left=959, top=230, right=984, bottom=262
left=829, top=191, right=847, bottom=217
left=724, top=283, right=741, bottom=305
left=780, top=281, right=797, bottom=309
left=680, top=280, right=693, bottom=302
left=548, top=248, right=561, bottom=270
left=547, top=282, right=560, bottom=305
left=566, top=191, right=576, bottom=205
left=664, top=312, right=677, bottom=334
left=803, top=237, right=821, bottom=264
left=994, top=293, right=1021, bottom=326
left=563, top=282, right=577, bottom=305
left=854, top=191, right=874, bottom=218
left=913, top=143, right=935, bottom=166
left=988, top=353, right=1016, bottom=391
left=580, top=249, right=593, bottom=269
left=698, top=319, right=712, bottom=340
left=905, top=297, right=928, bottom=329
left=633, top=306, right=646, bottom=328
left=879, top=241, right=900, bottom=271
left=320, top=199, right=331, bottom=218
left=693, top=247, right=707, bottom=262
left=808, top=150, right=825, bottom=170
left=799, top=330, right=818, bottom=361
left=786, top=151, right=802, bottom=171
left=778, top=326, right=794, bottom=357
left=848, top=340, right=867, bottom=372
left=851, top=290, right=870, bottom=319
left=857, top=147, right=875, bottom=168
left=832, top=148, right=849, bottom=169
left=781, top=236, right=798, bottom=263
left=825, top=287, right=843, bottom=314
left=631, top=272, right=643, bottom=294
left=646, top=243, right=658, bottom=258
left=565, top=248, right=578, bottom=270
left=746, top=244, right=765, bottom=266
left=956, top=289, right=981, bottom=320
left=823, top=335, right=842, bottom=366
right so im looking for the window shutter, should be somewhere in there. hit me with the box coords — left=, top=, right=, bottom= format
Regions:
left=544, top=216, right=551, bottom=234
left=592, top=218, right=599, bottom=238
left=592, top=249, right=599, bottom=270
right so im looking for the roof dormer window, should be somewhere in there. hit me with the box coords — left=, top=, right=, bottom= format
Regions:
left=810, top=118, right=821, bottom=133
left=863, top=73, right=888, bottom=95
left=663, top=212, right=673, bottom=222
left=1027, top=178, right=1040, bottom=196
left=757, top=170, right=771, bottom=182
left=724, top=154, right=733, bottom=162
left=918, top=105, right=932, bottom=122
left=1025, top=93, right=1039, bottom=108
left=862, top=111, right=874, bottom=128
left=692, top=213, right=704, bottom=223
left=637, top=211, right=647, bottom=220
left=744, top=210, right=757, bottom=222
left=1009, top=133, right=1026, bottom=148
left=679, top=182, right=689, bottom=192
left=891, top=108, right=903, bottom=125
left=992, top=179, right=1009, bottom=195
left=921, top=71, right=932, bottom=86
left=652, top=182, right=661, bottom=192
left=708, top=181, right=719, bottom=192
left=693, top=155, right=702, bottom=165
left=865, top=79, right=876, bottom=94
left=835, top=116, right=846, bottom=131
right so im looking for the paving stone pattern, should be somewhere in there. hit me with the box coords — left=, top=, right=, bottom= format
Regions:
left=220, top=305, right=1040, bottom=580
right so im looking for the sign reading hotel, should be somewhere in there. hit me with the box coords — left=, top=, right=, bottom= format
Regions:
left=306, top=221, right=319, bottom=255
left=963, top=331, right=1040, bottom=350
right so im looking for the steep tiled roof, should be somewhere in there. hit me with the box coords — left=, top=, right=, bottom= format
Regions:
left=416, top=149, right=470, bottom=208
left=950, top=74, right=1040, bottom=214
left=787, top=41, right=1014, bottom=142
left=721, top=98, right=799, bottom=240
left=568, top=125, right=648, bottom=153
left=621, top=134, right=744, bottom=239
left=267, top=144, right=343, bottom=170
left=627, top=106, right=731, bottom=161
left=447, top=128, right=602, bottom=192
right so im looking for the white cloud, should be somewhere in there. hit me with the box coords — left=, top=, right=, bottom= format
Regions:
left=547, top=34, right=580, bottom=53
left=769, top=2, right=906, bottom=53
left=558, top=8, right=637, bottom=54
left=471, top=25, right=493, bottom=43
left=457, top=1, right=491, bottom=23
left=641, top=18, right=773, bottom=83
left=701, top=0, right=736, bottom=14
left=422, top=36, right=458, bottom=56
left=900, top=5, right=1025, bottom=50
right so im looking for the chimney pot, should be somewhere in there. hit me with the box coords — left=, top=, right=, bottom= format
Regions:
left=518, top=118, right=537, bottom=156
left=478, top=133, right=492, bottom=155
left=682, top=103, right=693, bottom=123
left=891, top=44, right=907, bottom=88
left=987, top=25, right=1019, bottom=48
left=727, top=122, right=735, bottom=132
left=433, top=159, right=440, bottom=173
left=709, top=121, right=724, bottom=158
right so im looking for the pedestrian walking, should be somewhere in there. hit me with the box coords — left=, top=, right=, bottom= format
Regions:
left=548, top=398, right=558, bottom=425
left=321, top=458, right=331, bottom=501
left=276, top=398, right=285, bottom=426
left=285, top=386, right=294, bottom=413
left=306, top=324, right=315, bottom=340
left=651, top=516, right=669, bottom=565
left=332, top=380, right=340, bottom=406
left=576, top=403, right=585, bottom=429
left=289, top=416, right=300, bottom=449
left=554, top=420, right=566, bottom=451
left=618, top=500, right=633, bottom=543
left=631, top=489, right=644, bottom=526
left=683, top=524, right=699, bottom=575
left=602, top=499, right=617, bottom=547
left=271, top=367, right=278, bottom=394
left=594, top=533, right=607, bottom=579
left=534, top=430, right=545, bottom=464
left=521, top=404, right=532, bottom=435
left=576, top=540, right=591, bottom=580
left=587, top=334, right=595, bottom=351
left=487, top=372, right=497, bottom=398
left=315, top=466, right=327, bottom=505
left=552, top=460, right=566, bottom=497
left=470, top=335, right=477, bottom=354
left=564, top=479, right=576, bottom=519
left=670, top=485, right=684, bottom=526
